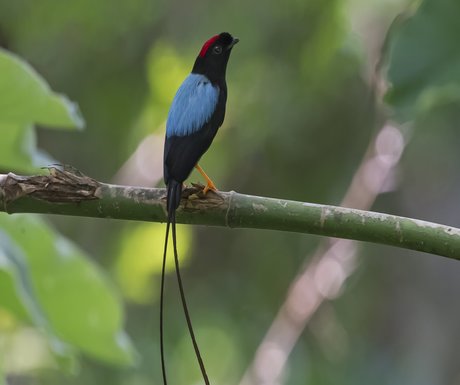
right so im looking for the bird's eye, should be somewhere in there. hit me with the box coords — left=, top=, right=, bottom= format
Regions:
left=213, top=45, right=223, bottom=55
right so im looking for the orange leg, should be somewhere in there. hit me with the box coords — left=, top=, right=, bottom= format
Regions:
left=195, top=164, right=218, bottom=194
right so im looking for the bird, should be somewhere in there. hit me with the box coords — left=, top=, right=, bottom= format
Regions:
left=161, top=32, right=238, bottom=385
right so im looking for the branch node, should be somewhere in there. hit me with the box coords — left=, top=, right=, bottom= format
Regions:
left=225, top=190, right=236, bottom=228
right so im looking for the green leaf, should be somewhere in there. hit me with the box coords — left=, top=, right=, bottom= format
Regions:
left=0, top=48, right=85, bottom=171
left=0, top=48, right=85, bottom=129
left=0, top=230, right=74, bottom=368
left=385, top=0, right=460, bottom=121
left=0, top=122, right=54, bottom=172
left=0, top=214, right=136, bottom=365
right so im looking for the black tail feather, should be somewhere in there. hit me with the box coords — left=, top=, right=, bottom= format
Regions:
left=171, top=210, right=210, bottom=385
left=160, top=180, right=180, bottom=385
left=161, top=180, right=210, bottom=385
left=160, top=219, right=170, bottom=385
left=166, top=180, right=182, bottom=214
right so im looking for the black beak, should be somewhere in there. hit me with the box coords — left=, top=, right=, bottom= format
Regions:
left=228, top=37, right=239, bottom=49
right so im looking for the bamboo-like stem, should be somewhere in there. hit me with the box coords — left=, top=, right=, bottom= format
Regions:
left=0, top=169, right=459, bottom=259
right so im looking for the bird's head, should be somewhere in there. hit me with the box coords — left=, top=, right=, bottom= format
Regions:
left=192, top=32, right=239, bottom=83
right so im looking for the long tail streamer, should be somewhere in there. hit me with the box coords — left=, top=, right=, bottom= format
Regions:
left=160, top=219, right=170, bottom=385
left=161, top=209, right=210, bottom=385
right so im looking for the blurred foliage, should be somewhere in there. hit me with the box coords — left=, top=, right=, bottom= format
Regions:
left=0, top=215, right=135, bottom=366
left=0, top=48, right=83, bottom=172
left=0, top=48, right=135, bottom=380
left=0, top=49, right=83, bottom=129
left=385, top=0, right=460, bottom=122
left=1, top=0, right=460, bottom=384
left=114, top=223, right=191, bottom=304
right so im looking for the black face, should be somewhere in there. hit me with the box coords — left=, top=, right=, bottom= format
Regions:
left=192, top=32, right=239, bottom=84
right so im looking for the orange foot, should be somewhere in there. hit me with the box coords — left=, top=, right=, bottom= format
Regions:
left=195, top=164, right=218, bottom=194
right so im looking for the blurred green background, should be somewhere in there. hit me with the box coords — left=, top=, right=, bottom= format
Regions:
left=1, top=0, right=460, bottom=384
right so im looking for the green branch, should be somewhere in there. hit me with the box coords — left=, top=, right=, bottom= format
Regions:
left=1, top=168, right=459, bottom=259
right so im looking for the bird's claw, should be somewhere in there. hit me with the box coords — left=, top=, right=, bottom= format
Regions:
left=202, top=182, right=218, bottom=195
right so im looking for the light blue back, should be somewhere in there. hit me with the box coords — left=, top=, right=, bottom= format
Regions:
left=166, top=73, right=219, bottom=138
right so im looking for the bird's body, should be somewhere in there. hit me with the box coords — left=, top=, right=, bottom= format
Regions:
left=164, top=74, right=224, bottom=185
left=164, top=32, right=237, bottom=211
left=164, top=73, right=226, bottom=213
left=161, top=32, right=238, bottom=385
